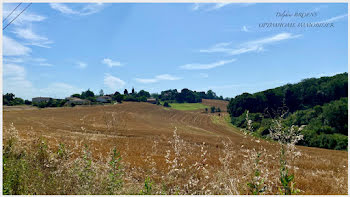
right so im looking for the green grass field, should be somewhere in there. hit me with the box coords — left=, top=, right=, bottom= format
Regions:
left=161, top=102, right=209, bottom=111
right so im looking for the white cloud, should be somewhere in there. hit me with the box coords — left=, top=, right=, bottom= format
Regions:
left=241, top=25, right=249, bottom=32
left=12, top=27, right=53, bottom=48
left=191, top=3, right=232, bottom=11
left=155, top=74, right=180, bottom=80
left=102, top=58, right=122, bottom=67
left=199, top=73, right=209, bottom=78
left=135, top=74, right=181, bottom=84
left=3, top=63, right=35, bottom=99
left=318, top=14, right=348, bottom=23
left=49, top=3, right=105, bottom=16
left=200, top=33, right=301, bottom=56
left=39, top=82, right=82, bottom=98
left=3, top=4, right=46, bottom=26
left=240, top=3, right=256, bottom=7
left=49, top=3, right=79, bottom=15
left=180, top=59, right=236, bottom=70
left=192, top=3, right=200, bottom=11
left=135, top=78, right=158, bottom=84
left=4, top=57, right=54, bottom=67
left=3, top=57, right=24, bottom=63
left=207, top=80, right=287, bottom=90
left=209, top=3, right=232, bottom=10
left=3, top=63, right=82, bottom=98
left=104, top=73, right=126, bottom=90
left=192, top=3, right=253, bottom=11
left=3, top=63, right=26, bottom=78
left=3, top=35, right=31, bottom=56
left=39, top=63, right=53, bottom=67
left=77, top=62, right=87, bottom=69
left=246, top=33, right=301, bottom=46
left=32, top=58, right=47, bottom=62
left=199, top=42, right=232, bottom=53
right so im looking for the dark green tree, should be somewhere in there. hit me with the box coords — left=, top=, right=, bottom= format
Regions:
left=99, top=89, right=104, bottom=96
left=137, top=90, right=151, bottom=98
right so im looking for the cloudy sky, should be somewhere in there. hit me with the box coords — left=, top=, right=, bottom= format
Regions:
left=3, top=3, right=348, bottom=99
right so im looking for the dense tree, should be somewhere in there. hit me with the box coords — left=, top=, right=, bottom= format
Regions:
left=206, top=90, right=217, bottom=99
left=99, top=89, right=104, bottom=96
left=24, top=100, right=32, bottom=105
left=160, top=89, right=178, bottom=101
left=228, top=73, right=348, bottom=150
left=3, top=93, right=25, bottom=106
left=176, top=88, right=201, bottom=103
left=137, top=90, right=151, bottom=98
left=81, top=89, right=95, bottom=99
left=71, top=94, right=80, bottom=98
left=3, top=93, right=15, bottom=104
left=159, top=89, right=222, bottom=103
left=151, top=93, right=160, bottom=99
left=112, top=94, right=124, bottom=103
left=228, top=73, right=348, bottom=118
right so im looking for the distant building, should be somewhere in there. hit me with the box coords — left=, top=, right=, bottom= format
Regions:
left=65, top=97, right=90, bottom=105
left=32, top=97, right=52, bottom=103
left=146, top=98, right=157, bottom=104
left=96, top=96, right=112, bottom=103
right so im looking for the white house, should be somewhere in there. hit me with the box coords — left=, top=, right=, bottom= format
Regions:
left=32, top=97, right=52, bottom=103
left=96, top=96, right=112, bottom=103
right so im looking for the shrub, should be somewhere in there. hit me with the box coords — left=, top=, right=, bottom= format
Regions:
left=210, top=106, right=216, bottom=113
left=24, top=100, right=32, bottom=105
left=163, top=102, right=170, bottom=107
left=38, top=101, right=47, bottom=108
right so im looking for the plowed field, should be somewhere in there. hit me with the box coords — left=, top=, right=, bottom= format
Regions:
left=3, top=100, right=348, bottom=194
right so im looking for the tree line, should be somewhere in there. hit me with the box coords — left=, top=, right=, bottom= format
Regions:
left=228, top=73, right=348, bottom=150
left=153, top=89, right=225, bottom=103
left=228, top=73, right=347, bottom=117
left=3, top=88, right=225, bottom=108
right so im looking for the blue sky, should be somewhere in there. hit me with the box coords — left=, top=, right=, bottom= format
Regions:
left=3, top=3, right=348, bottom=100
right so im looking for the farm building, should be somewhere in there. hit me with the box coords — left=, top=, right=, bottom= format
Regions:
left=32, top=97, right=52, bottom=103
left=146, top=98, right=157, bottom=104
left=96, top=96, right=112, bottom=103
left=65, top=97, right=90, bottom=105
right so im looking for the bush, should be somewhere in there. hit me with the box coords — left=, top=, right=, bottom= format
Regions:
left=163, top=102, right=170, bottom=107
left=38, top=102, right=47, bottom=108
left=210, top=106, right=216, bottom=113
left=113, top=94, right=124, bottom=103
left=24, top=100, right=32, bottom=105
left=3, top=128, right=125, bottom=195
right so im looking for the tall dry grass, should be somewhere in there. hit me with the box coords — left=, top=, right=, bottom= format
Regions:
left=2, top=110, right=347, bottom=195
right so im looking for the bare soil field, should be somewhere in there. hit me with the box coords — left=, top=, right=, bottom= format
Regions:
left=202, top=99, right=229, bottom=112
left=3, top=100, right=348, bottom=194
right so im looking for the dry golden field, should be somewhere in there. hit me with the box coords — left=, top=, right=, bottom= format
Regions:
left=3, top=99, right=348, bottom=195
